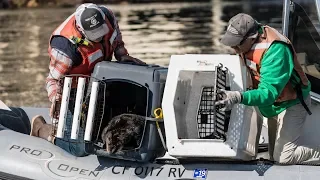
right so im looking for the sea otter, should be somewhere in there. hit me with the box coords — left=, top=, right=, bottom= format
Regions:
left=101, top=113, right=145, bottom=154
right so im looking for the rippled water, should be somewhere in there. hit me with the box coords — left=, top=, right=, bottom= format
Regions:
left=0, top=1, right=315, bottom=107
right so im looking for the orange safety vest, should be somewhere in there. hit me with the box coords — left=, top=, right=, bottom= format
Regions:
left=242, top=25, right=309, bottom=103
left=48, top=13, right=118, bottom=76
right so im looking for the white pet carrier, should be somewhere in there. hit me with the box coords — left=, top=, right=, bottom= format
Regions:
left=162, top=54, right=263, bottom=161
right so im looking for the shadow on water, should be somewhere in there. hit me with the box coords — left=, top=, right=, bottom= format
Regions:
left=0, top=1, right=316, bottom=106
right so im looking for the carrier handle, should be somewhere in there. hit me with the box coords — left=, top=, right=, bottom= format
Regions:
left=154, top=108, right=163, bottom=119
left=153, top=108, right=167, bottom=151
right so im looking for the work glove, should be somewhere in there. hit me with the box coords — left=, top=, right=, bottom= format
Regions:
left=120, top=54, right=146, bottom=65
left=215, top=89, right=242, bottom=111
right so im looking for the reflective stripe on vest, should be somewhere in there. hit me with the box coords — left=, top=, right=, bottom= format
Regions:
left=109, top=30, right=117, bottom=45
left=88, top=49, right=103, bottom=63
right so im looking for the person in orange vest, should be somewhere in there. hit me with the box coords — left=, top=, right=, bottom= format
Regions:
left=46, top=3, right=145, bottom=104
left=29, top=3, right=145, bottom=157
left=216, top=13, right=319, bottom=164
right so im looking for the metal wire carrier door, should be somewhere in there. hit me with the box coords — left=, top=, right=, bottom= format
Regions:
left=51, top=75, right=106, bottom=145
left=196, top=63, right=231, bottom=141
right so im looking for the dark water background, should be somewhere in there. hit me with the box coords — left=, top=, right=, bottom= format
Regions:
left=0, top=0, right=317, bottom=107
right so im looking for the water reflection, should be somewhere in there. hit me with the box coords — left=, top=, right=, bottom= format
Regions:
left=0, top=1, right=315, bottom=106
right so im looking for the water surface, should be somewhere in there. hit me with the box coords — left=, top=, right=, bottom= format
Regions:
left=0, top=1, right=315, bottom=106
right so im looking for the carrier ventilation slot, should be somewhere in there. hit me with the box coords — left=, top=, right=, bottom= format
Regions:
left=196, top=64, right=230, bottom=141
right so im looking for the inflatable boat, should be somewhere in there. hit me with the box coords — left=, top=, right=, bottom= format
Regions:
left=2, top=0, right=320, bottom=179
left=0, top=56, right=271, bottom=180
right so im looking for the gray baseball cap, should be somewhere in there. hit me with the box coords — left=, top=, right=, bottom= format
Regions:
left=220, top=13, right=258, bottom=46
left=75, top=3, right=109, bottom=41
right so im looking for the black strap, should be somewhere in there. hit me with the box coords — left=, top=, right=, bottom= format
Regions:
left=273, top=83, right=311, bottom=115
left=294, top=83, right=312, bottom=115
left=289, top=70, right=312, bottom=115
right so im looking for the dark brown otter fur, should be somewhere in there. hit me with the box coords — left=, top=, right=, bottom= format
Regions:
left=101, top=113, right=145, bottom=154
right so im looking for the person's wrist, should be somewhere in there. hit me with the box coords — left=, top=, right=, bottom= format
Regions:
left=119, top=54, right=130, bottom=61
left=235, top=91, right=242, bottom=103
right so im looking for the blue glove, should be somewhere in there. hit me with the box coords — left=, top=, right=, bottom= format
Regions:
left=215, top=89, right=242, bottom=111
